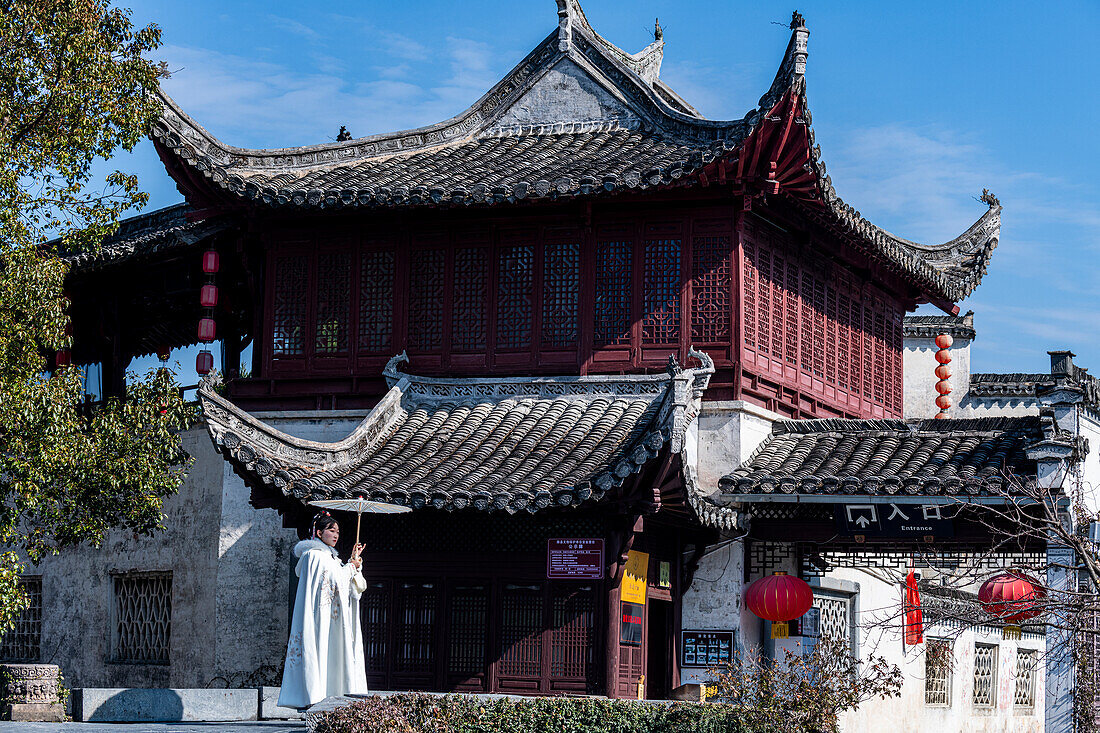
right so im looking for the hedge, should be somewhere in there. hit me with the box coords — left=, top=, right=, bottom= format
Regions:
left=313, top=693, right=814, bottom=733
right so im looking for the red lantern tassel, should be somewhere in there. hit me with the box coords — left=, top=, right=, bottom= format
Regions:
left=771, top=621, right=789, bottom=639
left=1004, top=625, right=1021, bottom=640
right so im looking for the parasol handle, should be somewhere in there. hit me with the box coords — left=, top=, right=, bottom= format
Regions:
left=355, top=509, right=362, bottom=548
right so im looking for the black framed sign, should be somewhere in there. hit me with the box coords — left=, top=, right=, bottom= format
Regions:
left=681, top=630, right=734, bottom=667
left=620, top=602, right=643, bottom=646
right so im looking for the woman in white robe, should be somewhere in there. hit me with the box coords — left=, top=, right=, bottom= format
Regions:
left=278, top=511, right=369, bottom=710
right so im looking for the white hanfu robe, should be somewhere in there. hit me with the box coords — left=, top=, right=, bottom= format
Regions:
left=278, top=539, right=369, bottom=709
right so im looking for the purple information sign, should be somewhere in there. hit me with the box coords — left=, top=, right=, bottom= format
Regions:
left=547, top=538, right=604, bottom=579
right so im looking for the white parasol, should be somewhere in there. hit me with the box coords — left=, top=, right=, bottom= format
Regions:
left=308, top=497, right=412, bottom=546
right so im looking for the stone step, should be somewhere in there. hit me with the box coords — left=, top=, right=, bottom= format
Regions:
left=72, top=688, right=259, bottom=723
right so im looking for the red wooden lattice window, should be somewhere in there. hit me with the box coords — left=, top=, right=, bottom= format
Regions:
left=452, top=248, right=488, bottom=352
left=272, top=254, right=309, bottom=357
left=359, top=250, right=394, bottom=353
left=393, top=581, right=437, bottom=678
left=447, top=584, right=489, bottom=686
left=549, top=585, right=596, bottom=680
left=408, top=250, right=446, bottom=352
left=499, top=583, right=543, bottom=681
left=642, top=239, right=682, bottom=345
left=496, top=246, right=534, bottom=350
left=594, top=241, right=632, bottom=347
left=541, top=243, right=580, bottom=349
left=315, top=252, right=351, bottom=355
left=740, top=237, right=758, bottom=349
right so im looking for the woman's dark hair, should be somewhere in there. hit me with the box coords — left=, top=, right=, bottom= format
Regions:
left=311, top=510, right=338, bottom=537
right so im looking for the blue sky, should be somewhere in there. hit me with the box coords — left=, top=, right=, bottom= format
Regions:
left=110, top=0, right=1100, bottom=379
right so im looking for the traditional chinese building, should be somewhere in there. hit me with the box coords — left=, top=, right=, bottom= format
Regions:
left=19, top=4, right=1078, bottom=725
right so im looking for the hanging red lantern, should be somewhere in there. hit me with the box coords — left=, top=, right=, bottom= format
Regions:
left=200, top=283, right=219, bottom=307
left=935, top=349, right=951, bottom=365
left=935, top=333, right=953, bottom=349
left=196, top=349, right=214, bottom=375
left=979, top=572, right=1045, bottom=639
left=935, top=381, right=952, bottom=395
left=935, top=364, right=952, bottom=380
left=198, top=318, right=217, bottom=342
left=202, top=250, right=220, bottom=274
left=155, top=344, right=171, bottom=362
left=55, top=350, right=72, bottom=368
left=935, top=394, right=952, bottom=410
left=745, top=571, right=814, bottom=639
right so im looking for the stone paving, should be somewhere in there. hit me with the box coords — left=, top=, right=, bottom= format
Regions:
left=0, top=723, right=304, bottom=732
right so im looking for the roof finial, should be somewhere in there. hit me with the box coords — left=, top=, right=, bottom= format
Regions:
left=654, top=18, right=663, bottom=41
left=791, top=10, right=806, bottom=29
left=980, top=188, right=1000, bottom=208
left=336, top=126, right=352, bottom=142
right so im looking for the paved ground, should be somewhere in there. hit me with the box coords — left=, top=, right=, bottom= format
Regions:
left=0, top=723, right=304, bottom=732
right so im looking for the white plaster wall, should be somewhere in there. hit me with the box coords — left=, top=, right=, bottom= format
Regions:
left=821, top=566, right=1045, bottom=733
left=695, top=401, right=779, bottom=494
left=956, top=397, right=1042, bottom=418
left=679, top=541, right=745, bottom=685
left=904, top=336, right=972, bottom=420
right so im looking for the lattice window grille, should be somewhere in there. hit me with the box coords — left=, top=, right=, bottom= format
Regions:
left=747, top=542, right=796, bottom=577
left=742, top=240, right=758, bottom=348
left=813, top=594, right=850, bottom=646
left=499, top=583, right=543, bottom=677
left=272, top=255, right=309, bottom=356
left=972, top=644, right=997, bottom=707
left=408, top=249, right=446, bottom=351
left=800, top=547, right=1046, bottom=579
left=541, top=243, right=580, bottom=348
left=363, top=581, right=390, bottom=675
left=799, top=271, right=814, bottom=376
left=594, top=241, right=632, bottom=346
left=1014, top=649, right=1038, bottom=709
left=496, top=246, right=534, bottom=349
left=0, top=576, right=42, bottom=662
left=642, top=239, right=682, bottom=345
left=447, top=585, right=488, bottom=677
left=769, top=253, right=784, bottom=358
left=112, top=572, right=171, bottom=664
left=315, top=252, right=351, bottom=354
left=755, top=245, right=771, bottom=354
left=394, top=582, right=437, bottom=675
left=691, top=236, right=731, bottom=343
left=359, top=249, right=395, bottom=353
left=784, top=261, right=800, bottom=365
left=924, top=638, right=952, bottom=706
left=451, top=248, right=488, bottom=351
left=812, top=275, right=826, bottom=378
left=550, top=585, right=596, bottom=679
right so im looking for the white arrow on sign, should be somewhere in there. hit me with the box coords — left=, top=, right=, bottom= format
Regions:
left=854, top=515, right=871, bottom=528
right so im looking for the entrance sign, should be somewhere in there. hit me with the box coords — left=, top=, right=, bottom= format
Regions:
left=547, top=538, right=604, bottom=579
left=681, top=630, right=734, bottom=667
left=835, top=503, right=954, bottom=538
left=621, top=550, right=650, bottom=604
left=620, top=602, right=644, bottom=646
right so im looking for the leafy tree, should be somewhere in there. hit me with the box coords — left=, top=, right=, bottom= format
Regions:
left=0, top=0, right=192, bottom=630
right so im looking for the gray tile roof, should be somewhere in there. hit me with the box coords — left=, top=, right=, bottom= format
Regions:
left=719, top=416, right=1051, bottom=497
left=903, top=311, right=976, bottom=340
left=150, top=6, right=999, bottom=305
left=61, top=203, right=225, bottom=272
left=198, top=352, right=737, bottom=528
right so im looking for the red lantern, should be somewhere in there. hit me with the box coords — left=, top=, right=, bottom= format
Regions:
left=55, top=350, right=72, bottom=368
left=935, top=394, right=952, bottom=410
left=935, top=349, right=952, bottom=365
left=200, top=284, right=219, bottom=307
left=196, top=349, right=214, bottom=375
left=935, top=381, right=952, bottom=395
left=745, top=571, right=814, bottom=639
left=935, top=333, right=953, bottom=349
left=979, top=572, right=1044, bottom=639
left=935, top=364, right=952, bottom=380
left=202, top=250, right=220, bottom=274
left=198, top=318, right=217, bottom=342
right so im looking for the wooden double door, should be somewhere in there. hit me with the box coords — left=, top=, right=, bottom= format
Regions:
left=361, top=575, right=602, bottom=695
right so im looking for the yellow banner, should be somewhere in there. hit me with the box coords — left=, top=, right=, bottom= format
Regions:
left=621, top=550, right=650, bottom=605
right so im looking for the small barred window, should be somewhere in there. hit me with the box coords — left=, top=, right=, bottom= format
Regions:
left=972, top=643, right=998, bottom=707
left=1014, top=649, right=1038, bottom=709
left=111, top=572, right=171, bottom=664
left=0, top=576, right=42, bottom=662
left=924, top=638, right=952, bottom=706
